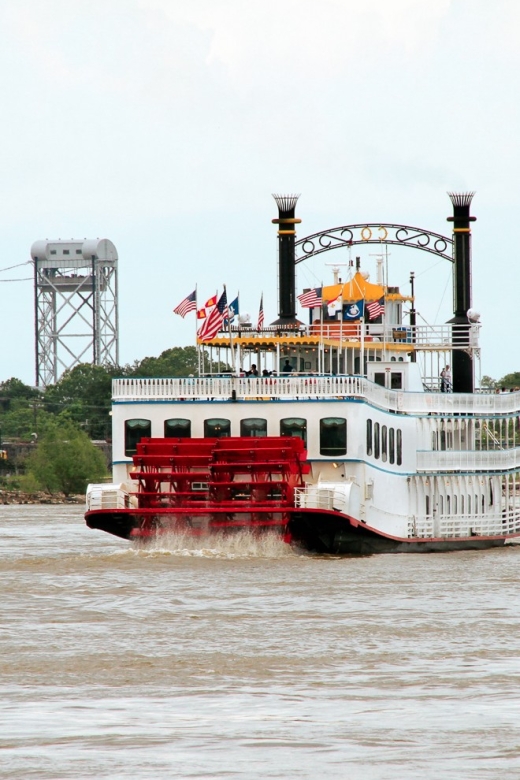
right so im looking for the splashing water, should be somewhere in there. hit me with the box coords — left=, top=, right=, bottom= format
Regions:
left=131, top=529, right=299, bottom=559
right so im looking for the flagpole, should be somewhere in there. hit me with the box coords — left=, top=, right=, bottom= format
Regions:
left=362, top=284, right=366, bottom=374
left=320, top=281, right=324, bottom=374
left=384, top=245, right=389, bottom=361
left=195, top=284, right=202, bottom=377
left=360, top=310, right=365, bottom=377
left=339, top=290, right=343, bottom=374
left=223, top=284, right=236, bottom=374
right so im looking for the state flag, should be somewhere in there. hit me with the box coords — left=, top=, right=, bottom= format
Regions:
left=343, top=300, right=365, bottom=321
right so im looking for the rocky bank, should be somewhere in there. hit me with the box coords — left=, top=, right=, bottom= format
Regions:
left=0, top=490, right=84, bottom=505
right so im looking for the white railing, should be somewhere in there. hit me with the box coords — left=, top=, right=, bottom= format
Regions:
left=235, top=322, right=479, bottom=349
left=412, top=512, right=520, bottom=539
left=417, top=448, right=520, bottom=472
left=112, top=375, right=520, bottom=416
left=294, top=486, right=335, bottom=511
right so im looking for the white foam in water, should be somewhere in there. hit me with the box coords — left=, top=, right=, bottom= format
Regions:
left=131, top=530, right=298, bottom=559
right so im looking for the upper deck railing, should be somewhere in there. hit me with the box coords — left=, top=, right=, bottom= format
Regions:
left=228, top=322, right=479, bottom=349
left=417, top=447, right=520, bottom=472
left=112, top=375, right=520, bottom=417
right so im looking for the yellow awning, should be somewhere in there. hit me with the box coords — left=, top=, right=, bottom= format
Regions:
left=323, top=271, right=385, bottom=303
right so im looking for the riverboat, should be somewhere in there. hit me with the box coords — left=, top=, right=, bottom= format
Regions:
left=85, top=193, right=520, bottom=554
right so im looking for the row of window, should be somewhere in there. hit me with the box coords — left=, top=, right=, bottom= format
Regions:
left=124, top=417, right=348, bottom=457
left=49, top=248, right=83, bottom=255
left=366, top=419, right=402, bottom=465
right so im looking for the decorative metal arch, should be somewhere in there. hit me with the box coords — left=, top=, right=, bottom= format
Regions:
left=295, top=223, right=453, bottom=264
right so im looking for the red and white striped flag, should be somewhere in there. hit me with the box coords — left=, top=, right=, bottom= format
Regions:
left=198, top=290, right=228, bottom=341
left=173, top=289, right=196, bottom=318
left=366, top=297, right=385, bottom=320
left=297, top=287, right=322, bottom=308
left=257, top=293, right=264, bottom=330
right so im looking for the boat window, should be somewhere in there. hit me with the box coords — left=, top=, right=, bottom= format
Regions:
left=204, top=418, right=231, bottom=438
left=425, top=495, right=430, bottom=515
left=374, top=422, right=380, bottom=460
left=125, top=418, right=151, bottom=456
left=453, top=494, right=457, bottom=514
left=489, top=479, right=494, bottom=506
left=396, top=429, right=402, bottom=465
left=461, top=494, right=465, bottom=513
left=389, top=427, right=395, bottom=464
left=381, top=425, right=387, bottom=462
left=440, top=495, right=444, bottom=514
left=391, top=372, right=402, bottom=390
left=467, top=495, right=471, bottom=513
left=164, top=418, right=191, bottom=438
left=366, top=419, right=373, bottom=456
left=374, top=372, right=385, bottom=387
left=446, top=495, right=451, bottom=514
left=482, top=495, right=485, bottom=513
left=320, top=417, right=347, bottom=456
left=280, top=418, right=307, bottom=445
left=240, top=418, right=267, bottom=437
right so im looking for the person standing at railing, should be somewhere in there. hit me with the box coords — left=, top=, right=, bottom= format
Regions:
left=445, top=366, right=452, bottom=392
left=440, top=365, right=452, bottom=393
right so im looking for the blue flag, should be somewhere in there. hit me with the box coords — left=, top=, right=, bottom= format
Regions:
left=343, top=300, right=365, bottom=321
left=224, top=295, right=239, bottom=325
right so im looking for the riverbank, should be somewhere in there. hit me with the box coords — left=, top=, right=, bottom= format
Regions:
left=0, top=489, right=83, bottom=505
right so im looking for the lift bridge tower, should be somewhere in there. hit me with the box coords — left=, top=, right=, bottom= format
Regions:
left=31, top=238, right=119, bottom=387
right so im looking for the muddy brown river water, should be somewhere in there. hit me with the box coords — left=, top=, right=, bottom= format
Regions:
left=1, top=505, right=520, bottom=779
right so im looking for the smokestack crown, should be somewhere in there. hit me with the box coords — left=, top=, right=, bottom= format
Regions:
left=272, top=194, right=300, bottom=215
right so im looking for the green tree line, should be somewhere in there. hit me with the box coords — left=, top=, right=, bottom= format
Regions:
left=0, top=346, right=207, bottom=494
left=0, top=346, right=202, bottom=442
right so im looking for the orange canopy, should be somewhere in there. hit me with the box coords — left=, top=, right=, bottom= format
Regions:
left=323, top=271, right=385, bottom=303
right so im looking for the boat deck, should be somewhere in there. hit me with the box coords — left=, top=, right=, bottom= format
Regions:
left=112, top=376, right=520, bottom=416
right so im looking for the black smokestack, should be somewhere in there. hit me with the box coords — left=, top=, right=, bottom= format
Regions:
left=270, top=194, right=301, bottom=327
left=447, top=191, right=476, bottom=393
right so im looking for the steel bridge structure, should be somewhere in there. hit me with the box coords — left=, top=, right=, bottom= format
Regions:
left=31, top=238, right=119, bottom=387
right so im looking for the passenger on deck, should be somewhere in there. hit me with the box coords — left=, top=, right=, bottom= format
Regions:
left=282, top=360, right=293, bottom=374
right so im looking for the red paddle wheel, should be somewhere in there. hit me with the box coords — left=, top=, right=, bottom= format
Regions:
left=128, top=436, right=310, bottom=540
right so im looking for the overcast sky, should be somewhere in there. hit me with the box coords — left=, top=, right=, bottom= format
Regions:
left=0, top=0, right=519, bottom=384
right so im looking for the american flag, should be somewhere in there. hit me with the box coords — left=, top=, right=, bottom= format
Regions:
left=198, top=290, right=228, bottom=341
left=297, top=287, right=322, bottom=308
left=366, top=297, right=385, bottom=320
left=257, top=293, right=264, bottom=330
left=173, top=289, right=196, bottom=318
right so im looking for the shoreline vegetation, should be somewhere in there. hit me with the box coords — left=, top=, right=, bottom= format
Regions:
left=0, top=349, right=226, bottom=499
left=0, top=489, right=83, bottom=505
